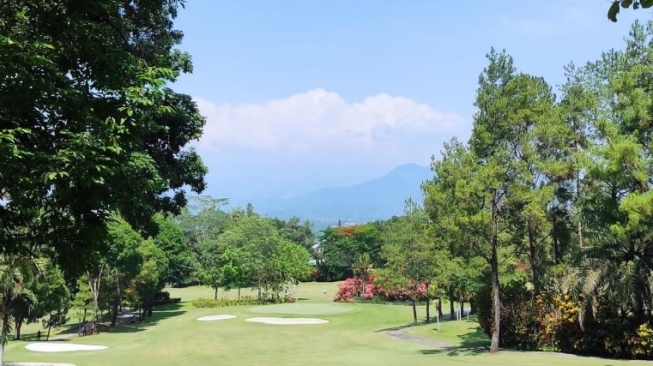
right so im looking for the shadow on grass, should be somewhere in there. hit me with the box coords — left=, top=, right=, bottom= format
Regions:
left=376, top=322, right=419, bottom=332
left=18, top=303, right=187, bottom=340
left=103, top=303, right=185, bottom=334
left=417, top=324, right=490, bottom=357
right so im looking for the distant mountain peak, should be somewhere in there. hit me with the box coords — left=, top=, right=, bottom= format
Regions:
left=254, top=163, right=433, bottom=229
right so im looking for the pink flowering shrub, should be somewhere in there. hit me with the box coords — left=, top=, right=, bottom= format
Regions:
left=334, top=275, right=428, bottom=302
left=333, top=278, right=362, bottom=302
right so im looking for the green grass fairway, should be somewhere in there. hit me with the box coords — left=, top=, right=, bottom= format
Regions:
left=4, top=282, right=652, bottom=366
left=405, top=318, right=490, bottom=348
left=164, top=280, right=342, bottom=302
left=248, top=302, right=357, bottom=315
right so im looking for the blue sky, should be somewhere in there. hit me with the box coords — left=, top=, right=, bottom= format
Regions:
left=172, top=1, right=647, bottom=203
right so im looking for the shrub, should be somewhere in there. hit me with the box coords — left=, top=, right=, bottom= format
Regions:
left=154, top=291, right=170, bottom=300
left=191, top=297, right=263, bottom=308
left=630, top=324, right=653, bottom=358
left=333, top=278, right=361, bottom=302
left=153, top=297, right=181, bottom=306
left=475, top=280, right=653, bottom=359
left=334, top=276, right=430, bottom=302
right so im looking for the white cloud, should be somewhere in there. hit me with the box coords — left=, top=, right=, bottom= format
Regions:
left=193, top=89, right=470, bottom=199
left=196, top=89, right=468, bottom=158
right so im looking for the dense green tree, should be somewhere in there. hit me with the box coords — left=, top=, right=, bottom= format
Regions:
left=557, top=62, right=596, bottom=256
left=197, top=239, right=223, bottom=300
left=562, top=20, right=653, bottom=326
left=319, top=223, right=383, bottom=281
left=71, top=276, right=94, bottom=324
left=130, top=238, right=168, bottom=319
left=424, top=49, right=555, bottom=352
left=153, top=214, right=196, bottom=287
left=219, top=246, right=252, bottom=300
left=212, top=215, right=312, bottom=300
left=86, top=218, right=142, bottom=326
left=352, top=252, right=373, bottom=296
left=320, top=227, right=357, bottom=280
left=270, top=241, right=313, bottom=288
left=270, top=217, right=315, bottom=251
left=176, top=196, right=230, bottom=248
left=13, top=259, right=72, bottom=341
left=381, top=199, right=436, bottom=325
left=0, top=0, right=206, bottom=274
left=502, top=73, right=560, bottom=294
left=0, top=255, right=36, bottom=365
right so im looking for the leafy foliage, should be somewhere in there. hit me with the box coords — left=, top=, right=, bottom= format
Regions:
left=0, top=0, right=206, bottom=274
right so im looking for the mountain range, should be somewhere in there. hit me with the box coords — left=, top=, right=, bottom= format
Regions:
left=248, top=163, right=433, bottom=229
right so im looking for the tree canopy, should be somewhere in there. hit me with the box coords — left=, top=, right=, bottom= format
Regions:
left=0, top=0, right=206, bottom=273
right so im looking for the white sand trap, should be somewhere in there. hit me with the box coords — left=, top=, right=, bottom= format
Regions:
left=25, top=342, right=107, bottom=353
left=5, top=363, right=76, bottom=366
left=246, top=317, right=329, bottom=325
left=196, top=315, right=237, bottom=321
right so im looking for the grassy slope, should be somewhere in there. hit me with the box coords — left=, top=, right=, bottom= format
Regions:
left=4, top=282, right=651, bottom=366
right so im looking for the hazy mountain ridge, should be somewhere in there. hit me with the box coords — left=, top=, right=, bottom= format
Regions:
left=252, top=163, right=433, bottom=229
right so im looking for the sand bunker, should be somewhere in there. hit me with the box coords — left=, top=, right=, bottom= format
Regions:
left=245, top=317, right=329, bottom=325
left=25, top=342, right=108, bottom=353
left=196, top=315, right=237, bottom=321
left=248, top=303, right=355, bottom=316
left=5, top=363, right=76, bottom=366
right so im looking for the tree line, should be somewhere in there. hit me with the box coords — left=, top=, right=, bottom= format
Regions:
left=323, top=18, right=653, bottom=360
left=420, top=19, right=653, bottom=357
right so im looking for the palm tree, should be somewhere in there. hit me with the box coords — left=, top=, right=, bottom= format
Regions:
left=0, top=255, right=37, bottom=365
left=353, top=253, right=372, bottom=298
left=561, top=228, right=653, bottom=329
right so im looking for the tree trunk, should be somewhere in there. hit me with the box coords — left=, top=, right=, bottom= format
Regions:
left=46, top=322, right=52, bottom=341
left=490, top=192, right=501, bottom=353
left=89, top=262, right=106, bottom=325
left=15, top=317, right=23, bottom=340
left=0, top=334, right=5, bottom=366
left=490, top=233, right=501, bottom=353
left=114, top=271, right=121, bottom=326
left=435, top=297, right=444, bottom=319
left=575, top=165, right=584, bottom=250
left=552, top=214, right=560, bottom=265
left=238, top=287, right=241, bottom=300
left=147, top=305, right=153, bottom=317
left=1, top=304, right=11, bottom=366
left=110, top=304, right=119, bottom=326
left=214, top=286, right=218, bottom=300
left=411, top=298, right=418, bottom=326
left=459, top=299, right=465, bottom=320
left=425, top=284, right=431, bottom=324
left=469, top=297, right=476, bottom=315
left=528, top=227, right=539, bottom=295
left=449, top=290, right=455, bottom=320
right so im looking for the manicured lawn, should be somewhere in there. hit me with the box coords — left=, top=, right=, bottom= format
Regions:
left=405, top=317, right=490, bottom=348
left=4, top=282, right=651, bottom=366
left=164, top=280, right=342, bottom=301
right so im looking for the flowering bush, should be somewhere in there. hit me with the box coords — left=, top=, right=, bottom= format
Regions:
left=333, top=277, right=366, bottom=302
left=334, top=275, right=429, bottom=302
left=475, top=280, right=653, bottom=359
